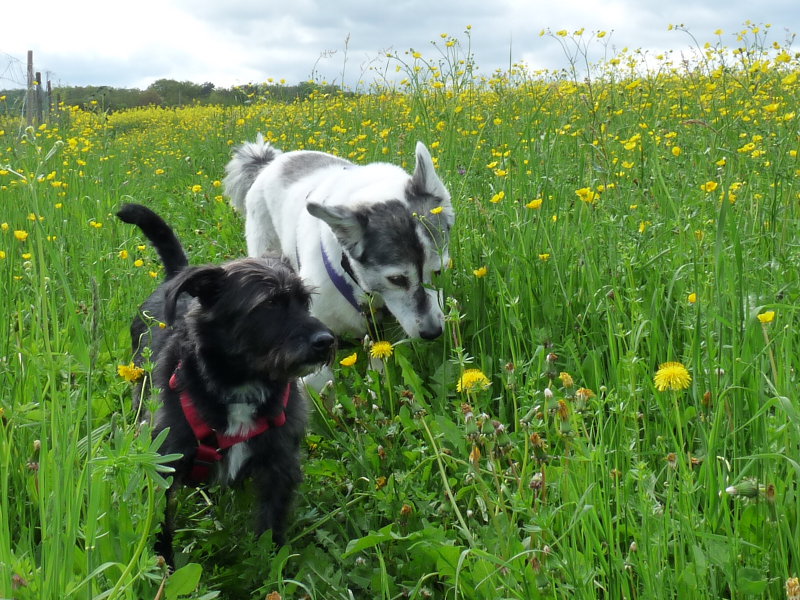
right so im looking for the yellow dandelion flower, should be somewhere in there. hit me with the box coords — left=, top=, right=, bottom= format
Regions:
left=490, top=191, right=505, bottom=204
left=191, top=184, right=202, bottom=193
left=538, top=253, right=550, bottom=261
left=0, top=251, right=5, bottom=259
left=117, top=362, right=145, bottom=383
left=575, top=187, right=598, bottom=204
left=700, top=181, right=718, bottom=193
left=118, top=249, right=129, bottom=259
left=469, top=445, right=481, bottom=466
left=672, top=146, right=682, bottom=157
left=430, top=206, right=443, bottom=215
left=473, top=265, right=488, bottom=278
left=1, top=223, right=8, bottom=231
left=688, top=292, right=697, bottom=303
left=757, top=310, right=775, bottom=324
left=457, top=368, right=490, bottom=392
left=134, top=259, right=144, bottom=267
left=370, top=341, right=393, bottom=360
left=526, top=198, right=543, bottom=209
left=654, top=361, right=691, bottom=391
left=14, top=230, right=28, bottom=242
left=339, top=352, right=358, bottom=367
left=576, top=387, right=595, bottom=401
left=559, top=372, right=574, bottom=388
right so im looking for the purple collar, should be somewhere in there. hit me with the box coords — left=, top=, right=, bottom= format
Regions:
left=320, top=243, right=363, bottom=313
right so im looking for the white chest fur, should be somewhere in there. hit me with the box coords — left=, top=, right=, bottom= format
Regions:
left=220, top=402, right=258, bottom=482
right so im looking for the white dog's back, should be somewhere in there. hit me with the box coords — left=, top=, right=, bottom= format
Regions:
left=224, top=138, right=454, bottom=341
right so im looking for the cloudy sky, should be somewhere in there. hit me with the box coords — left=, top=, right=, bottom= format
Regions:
left=1, top=0, right=798, bottom=91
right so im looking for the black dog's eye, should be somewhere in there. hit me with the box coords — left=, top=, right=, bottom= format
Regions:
left=264, top=293, right=289, bottom=308
left=387, top=275, right=409, bottom=288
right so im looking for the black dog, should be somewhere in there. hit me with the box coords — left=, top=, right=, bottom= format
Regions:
left=117, top=203, right=334, bottom=565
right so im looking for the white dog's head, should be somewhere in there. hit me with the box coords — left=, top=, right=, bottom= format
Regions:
left=307, top=142, right=454, bottom=339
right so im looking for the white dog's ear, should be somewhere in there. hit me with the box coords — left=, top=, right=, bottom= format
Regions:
left=411, top=141, right=448, bottom=200
left=307, top=203, right=365, bottom=251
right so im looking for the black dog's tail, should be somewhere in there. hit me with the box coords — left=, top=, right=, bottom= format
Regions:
left=117, top=203, right=188, bottom=279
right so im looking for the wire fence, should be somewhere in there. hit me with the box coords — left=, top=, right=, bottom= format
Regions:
left=0, top=51, right=54, bottom=126
left=0, top=52, right=27, bottom=89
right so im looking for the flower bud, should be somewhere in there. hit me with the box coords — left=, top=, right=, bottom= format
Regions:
left=725, top=479, right=759, bottom=498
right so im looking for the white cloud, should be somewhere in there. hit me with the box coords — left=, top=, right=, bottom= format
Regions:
left=1, top=0, right=797, bottom=90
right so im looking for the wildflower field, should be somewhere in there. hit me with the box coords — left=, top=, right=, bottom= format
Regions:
left=2, top=24, right=800, bottom=599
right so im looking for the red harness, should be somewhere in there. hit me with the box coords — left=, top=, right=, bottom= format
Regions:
left=168, top=365, right=291, bottom=483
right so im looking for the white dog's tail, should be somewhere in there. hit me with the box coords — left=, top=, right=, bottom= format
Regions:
left=223, top=133, right=282, bottom=213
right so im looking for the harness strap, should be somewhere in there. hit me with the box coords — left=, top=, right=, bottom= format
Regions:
left=168, top=364, right=290, bottom=483
left=320, top=243, right=363, bottom=313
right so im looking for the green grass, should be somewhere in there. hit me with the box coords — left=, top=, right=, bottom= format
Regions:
left=2, top=24, right=800, bottom=599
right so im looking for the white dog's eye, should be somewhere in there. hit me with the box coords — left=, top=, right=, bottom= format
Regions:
left=387, top=275, right=409, bottom=288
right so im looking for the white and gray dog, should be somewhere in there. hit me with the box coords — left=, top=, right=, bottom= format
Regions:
left=223, top=136, right=455, bottom=341
left=117, top=203, right=334, bottom=565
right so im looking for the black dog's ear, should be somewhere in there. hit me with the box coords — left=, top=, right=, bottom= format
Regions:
left=164, top=265, right=226, bottom=323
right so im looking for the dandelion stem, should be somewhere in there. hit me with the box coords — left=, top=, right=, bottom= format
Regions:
left=761, top=323, right=779, bottom=387
left=420, top=416, right=475, bottom=547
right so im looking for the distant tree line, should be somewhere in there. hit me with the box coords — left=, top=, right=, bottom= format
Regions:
left=0, top=79, right=346, bottom=112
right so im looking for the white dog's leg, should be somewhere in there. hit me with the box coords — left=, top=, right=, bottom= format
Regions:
left=245, top=197, right=280, bottom=257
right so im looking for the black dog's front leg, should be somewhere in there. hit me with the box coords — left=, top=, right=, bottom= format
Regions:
left=252, top=456, right=302, bottom=546
left=155, top=486, right=178, bottom=568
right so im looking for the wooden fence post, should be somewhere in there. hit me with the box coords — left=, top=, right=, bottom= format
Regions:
left=35, top=71, right=43, bottom=125
left=26, top=50, right=34, bottom=126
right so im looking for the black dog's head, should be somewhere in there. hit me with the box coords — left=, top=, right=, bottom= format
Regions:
left=164, top=256, right=334, bottom=385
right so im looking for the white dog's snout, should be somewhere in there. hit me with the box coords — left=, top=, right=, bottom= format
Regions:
left=417, top=288, right=445, bottom=339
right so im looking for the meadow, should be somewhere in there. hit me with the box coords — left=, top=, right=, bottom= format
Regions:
left=2, top=23, right=800, bottom=599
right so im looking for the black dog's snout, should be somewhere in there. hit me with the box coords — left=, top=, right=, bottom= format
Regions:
left=310, top=330, right=335, bottom=353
